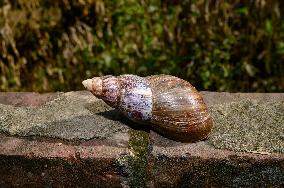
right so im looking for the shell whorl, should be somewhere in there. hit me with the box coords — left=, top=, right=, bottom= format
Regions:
left=118, top=75, right=152, bottom=123
left=83, top=74, right=213, bottom=142
left=83, top=75, right=121, bottom=107
left=146, top=75, right=213, bottom=142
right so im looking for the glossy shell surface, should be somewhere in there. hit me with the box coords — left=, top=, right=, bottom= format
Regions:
left=146, top=75, right=213, bottom=142
left=83, top=74, right=213, bottom=142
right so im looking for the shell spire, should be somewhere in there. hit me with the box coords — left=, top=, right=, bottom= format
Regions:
left=82, top=77, right=102, bottom=96
left=83, top=75, right=121, bottom=108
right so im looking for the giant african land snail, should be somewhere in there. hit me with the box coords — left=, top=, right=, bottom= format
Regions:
left=82, top=74, right=213, bottom=142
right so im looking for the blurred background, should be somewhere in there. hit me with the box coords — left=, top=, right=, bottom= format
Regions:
left=0, top=0, right=283, bottom=92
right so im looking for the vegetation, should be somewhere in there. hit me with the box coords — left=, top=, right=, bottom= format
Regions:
left=0, top=0, right=283, bottom=92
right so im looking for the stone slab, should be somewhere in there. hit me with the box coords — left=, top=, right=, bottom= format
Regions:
left=0, top=92, right=60, bottom=107
left=201, top=91, right=284, bottom=105
left=148, top=131, right=284, bottom=187
left=0, top=91, right=283, bottom=153
left=0, top=133, right=128, bottom=187
left=0, top=91, right=132, bottom=140
left=0, top=91, right=283, bottom=187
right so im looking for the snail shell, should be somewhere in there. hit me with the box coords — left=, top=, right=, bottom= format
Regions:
left=82, top=74, right=213, bottom=142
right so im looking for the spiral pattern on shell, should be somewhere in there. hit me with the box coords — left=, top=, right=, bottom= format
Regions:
left=82, top=74, right=213, bottom=142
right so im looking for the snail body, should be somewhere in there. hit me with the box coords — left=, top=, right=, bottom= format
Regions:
left=83, top=74, right=213, bottom=142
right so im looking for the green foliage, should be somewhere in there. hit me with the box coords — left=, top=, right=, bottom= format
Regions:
left=0, top=0, right=283, bottom=92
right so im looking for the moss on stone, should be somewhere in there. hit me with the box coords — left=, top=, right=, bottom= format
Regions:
left=117, top=129, right=150, bottom=187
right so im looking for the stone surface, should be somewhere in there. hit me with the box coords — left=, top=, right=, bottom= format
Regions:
left=0, top=91, right=131, bottom=140
left=0, top=132, right=129, bottom=187
left=149, top=131, right=284, bottom=187
left=0, top=155, right=123, bottom=187
left=148, top=155, right=284, bottom=187
left=0, top=91, right=284, bottom=187
left=0, top=92, right=60, bottom=107
left=208, top=99, right=284, bottom=153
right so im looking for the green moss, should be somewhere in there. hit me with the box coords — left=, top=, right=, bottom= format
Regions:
left=1, top=0, right=284, bottom=92
left=117, top=129, right=150, bottom=187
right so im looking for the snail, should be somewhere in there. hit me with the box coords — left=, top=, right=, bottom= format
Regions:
left=82, top=74, right=213, bottom=142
